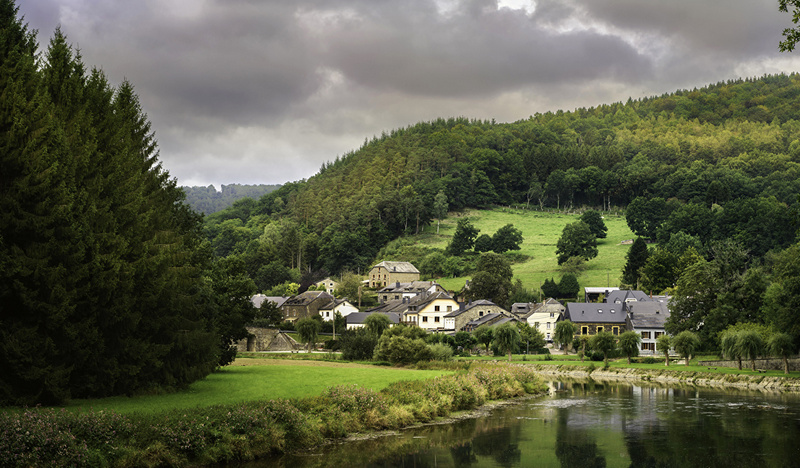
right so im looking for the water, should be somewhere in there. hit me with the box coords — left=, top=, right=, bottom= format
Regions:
left=252, top=380, right=800, bottom=467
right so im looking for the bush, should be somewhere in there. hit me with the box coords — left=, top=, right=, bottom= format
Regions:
left=428, top=343, right=454, bottom=362
left=373, top=335, right=432, bottom=364
left=339, top=329, right=378, bottom=361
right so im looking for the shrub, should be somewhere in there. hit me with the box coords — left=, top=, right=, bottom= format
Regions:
left=428, top=343, right=454, bottom=361
left=373, top=335, right=432, bottom=364
left=339, top=329, right=378, bottom=361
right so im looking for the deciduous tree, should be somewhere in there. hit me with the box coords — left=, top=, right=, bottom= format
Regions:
left=556, top=221, right=598, bottom=265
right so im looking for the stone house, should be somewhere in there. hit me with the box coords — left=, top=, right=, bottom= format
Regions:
left=564, top=302, right=627, bottom=336
left=377, top=280, right=446, bottom=303
left=444, top=300, right=509, bottom=332
left=280, top=290, right=335, bottom=323
left=368, top=261, right=420, bottom=288
left=313, top=277, right=339, bottom=295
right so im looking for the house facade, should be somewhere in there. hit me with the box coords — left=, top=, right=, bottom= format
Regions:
left=345, top=312, right=401, bottom=330
left=368, top=261, right=420, bottom=288
left=318, top=298, right=359, bottom=321
left=625, top=301, right=671, bottom=355
left=313, top=277, right=339, bottom=295
left=377, top=281, right=446, bottom=303
left=525, top=298, right=566, bottom=342
left=564, top=302, right=627, bottom=336
left=280, top=291, right=335, bottom=322
left=445, top=300, right=509, bottom=332
left=405, top=292, right=460, bottom=331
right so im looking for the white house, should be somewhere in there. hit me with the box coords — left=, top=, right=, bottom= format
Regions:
left=525, top=298, right=565, bottom=342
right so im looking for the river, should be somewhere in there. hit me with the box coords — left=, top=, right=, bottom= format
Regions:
left=252, top=379, right=800, bottom=467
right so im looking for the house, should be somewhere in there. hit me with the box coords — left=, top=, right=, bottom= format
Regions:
left=318, top=298, right=359, bottom=321
left=280, top=290, right=335, bottom=322
left=404, top=292, right=460, bottom=331
left=564, top=302, right=627, bottom=336
left=525, top=298, right=566, bottom=342
left=510, top=302, right=536, bottom=318
left=377, top=281, right=446, bottom=303
left=462, top=313, right=519, bottom=332
left=368, top=261, right=420, bottom=288
left=584, top=287, right=620, bottom=303
left=345, top=312, right=401, bottom=330
left=313, top=277, right=339, bottom=295
left=444, top=300, right=510, bottom=332
left=626, top=301, right=671, bottom=355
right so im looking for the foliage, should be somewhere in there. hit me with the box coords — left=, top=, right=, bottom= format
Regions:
left=465, top=252, right=514, bottom=308
left=558, top=273, right=580, bottom=299
left=553, top=321, right=577, bottom=353
left=363, top=314, right=392, bottom=338
left=621, top=237, right=649, bottom=288
left=181, top=184, right=281, bottom=215
left=555, top=221, right=598, bottom=265
left=373, top=335, right=432, bottom=364
left=780, top=0, right=800, bottom=51
left=296, top=318, right=322, bottom=353
left=541, top=277, right=560, bottom=298
left=339, top=329, right=379, bottom=361
left=454, top=331, right=478, bottom=352
left=617, top=331, right=642, bottom=364
left=474, top=327, right=494, bottom=353
left=516, top=323, right=546, bottom=354
left=580, top=210, right=608, bottom=239
left=589, top=331, right=616, bottom=364
left=736, top=330, right=765, bottom=371
left=656, top=334, right=672, bottom=366
left=672, top=331, right=701, bottom=366
left=474, top=233, right=494, bottom=252
left=427, top=343, right=454, bottom=361
left=491, top=224, right=524, bottom=253
left=767, top=333, right=795, bottom=374
left=493, top=323, right=521, bottom=361
left=447, top=218, right=479, bottom=256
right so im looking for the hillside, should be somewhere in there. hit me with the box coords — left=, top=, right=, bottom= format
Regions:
left=376, top=208, right=634, bottom=294
left=182, top=183, right=281, bottom=214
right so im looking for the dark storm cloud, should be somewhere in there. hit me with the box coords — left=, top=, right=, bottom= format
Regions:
left=16, top=0, right=800, bottom=185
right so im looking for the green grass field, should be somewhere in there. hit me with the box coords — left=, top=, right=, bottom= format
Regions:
left=64, top=358, right=450, bottom=415
left=416, top=207, right=634, bottom=295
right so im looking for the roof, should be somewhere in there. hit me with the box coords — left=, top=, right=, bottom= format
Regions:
left=251, top=294, right=290, bottom=308
left=584, top=287, right=620, bottom=294
left=371, top=261, right=419, bottom=274
left=491, top=316, right=520, bottom=327
left=465, top=313, right=503, bottom=328
left=605, top=290, right=652, bottom=304
left=565, top=303, right=627, bottom=324
left=283, top=291, right=334, bottom=306
left=626, top=301, right=670, bottom=330
left=378, top=281, right=441, bottom=294
left=318, top=298, right=352, bottom=311
left=446, top=299, right=499, bottom=317
left=346, top=312, right=401, bottom=325
left=511, top=302, right=536, bottom=315
left=525, top=299, right=565, bottom=319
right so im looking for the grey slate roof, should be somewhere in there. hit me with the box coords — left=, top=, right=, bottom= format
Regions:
left=446, top=299, right=498, bottom=317
left=465, top=313, right=503, bottom=328
left=565, top=303, right=627, bottom=324
left=283, top=290, right=333, bottom=306
left=626, top=301, right=670, bottom=329
left=605, top=290, right=652, bottom=304
left=346, top=312, right=401, bottom=325
left=251, top=294, right=290, bottom=308
left=373, top=261, right=419, bottom=274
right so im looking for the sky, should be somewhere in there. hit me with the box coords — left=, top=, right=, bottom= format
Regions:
left=18, top=0, right=800, bottom=188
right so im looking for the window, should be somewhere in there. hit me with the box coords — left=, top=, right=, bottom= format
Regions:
left=642, top=342, right=655, bottom=351
left=654, top=331, right=664, bottom=338
left=479, top=311, right=484, bottom=317
left=546, top=333, right=551, bottom=340
left=612, top=326, right=619, bottom=335
left=394, top=295, right=399, bottom=300
left=422, top=316, right=428, bottom=323
left=641, top=331, right=651, bottom=339
left=447, top=306, right=452, bottom=312
left=597, top=326, right=604, bottom=333
left=550, top=312, right=554, bottom=318
left=581, top=326, right=588, bottom=335
left=435, top=305, right=440, bottom=312
left=546, top=322, right=551, bottom=329
left=434, top=316, right=440, bottom=323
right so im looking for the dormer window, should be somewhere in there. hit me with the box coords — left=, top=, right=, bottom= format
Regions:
left=597, top=309, right=603, bottom=313
left=610, top=309, right=616, bottom=314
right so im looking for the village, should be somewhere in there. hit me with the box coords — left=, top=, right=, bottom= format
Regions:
left=242, top=260, right=670, bottom=357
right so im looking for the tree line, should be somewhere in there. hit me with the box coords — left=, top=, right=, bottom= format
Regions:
left=0, top=1, right=254, bottom=405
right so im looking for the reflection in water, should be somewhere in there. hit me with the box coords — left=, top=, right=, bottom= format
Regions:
left=248, top=380, right=800, bottom=467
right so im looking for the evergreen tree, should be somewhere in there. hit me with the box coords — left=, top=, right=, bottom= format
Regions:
left=447, top=218, right=479, bottom=256
left=621, top=237, right=649, bottom=288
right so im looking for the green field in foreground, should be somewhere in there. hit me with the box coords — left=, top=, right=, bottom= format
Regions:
left=413, top=207, right=634, bottom=295
left=64, top=359, right=450, bottom=415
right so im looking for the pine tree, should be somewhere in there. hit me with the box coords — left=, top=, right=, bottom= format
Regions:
left=621, top=237, right=649, bottom=288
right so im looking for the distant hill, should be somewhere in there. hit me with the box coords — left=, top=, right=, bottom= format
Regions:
left=182, top=184, right=281, bottom=214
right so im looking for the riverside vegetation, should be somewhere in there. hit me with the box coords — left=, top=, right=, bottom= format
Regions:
left=0, top=362, right=546, bottom=467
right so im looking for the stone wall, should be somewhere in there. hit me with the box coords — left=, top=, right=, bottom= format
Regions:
left=235, top=327, right=300, bottom=352
left=698, top=357, right=800, bottom=372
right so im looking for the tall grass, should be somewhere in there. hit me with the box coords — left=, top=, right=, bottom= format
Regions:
left=0, top=363, right=545, bottom=467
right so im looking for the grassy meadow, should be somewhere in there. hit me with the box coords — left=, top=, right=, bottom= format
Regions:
left=413, top=207, right=635, bottom=295
left=63, top=357, right=450, bottom=415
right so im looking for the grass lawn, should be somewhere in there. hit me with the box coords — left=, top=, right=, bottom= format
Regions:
left=416, top=207, right=634, bottom=295
left=64, top=358, right=451, bottom=415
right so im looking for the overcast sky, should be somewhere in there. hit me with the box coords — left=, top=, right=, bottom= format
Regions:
left=18, top=0, right=800, bottom=187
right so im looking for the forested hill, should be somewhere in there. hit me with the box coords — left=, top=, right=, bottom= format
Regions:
left=208, top=73, right=800, bottom=277
left=182, top=184, right=281, bottom=214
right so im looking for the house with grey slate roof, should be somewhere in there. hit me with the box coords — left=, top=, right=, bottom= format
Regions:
left=345, top=312, right=401, bottom=330
left=443, top=300, right=509, bottom=332
left=625, top=301, right=671, bottom=355
left=368, top=261, right=420, bottom=288
left=377, top=280, right=446, bottom=303
left=564, top=302, right=627, bottom=336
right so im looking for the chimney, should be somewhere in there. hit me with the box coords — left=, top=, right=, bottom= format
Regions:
left=396, top=281, right=400, bottom=288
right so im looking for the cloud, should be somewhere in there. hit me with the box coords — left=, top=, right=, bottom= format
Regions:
left=17, top=0, right=800, bottom=186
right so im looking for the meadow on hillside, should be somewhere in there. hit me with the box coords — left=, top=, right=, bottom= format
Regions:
left=414, top=208, right=635, bottom=297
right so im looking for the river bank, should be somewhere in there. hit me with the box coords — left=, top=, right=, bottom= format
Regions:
left=523, top=363, right=800, bottom=392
